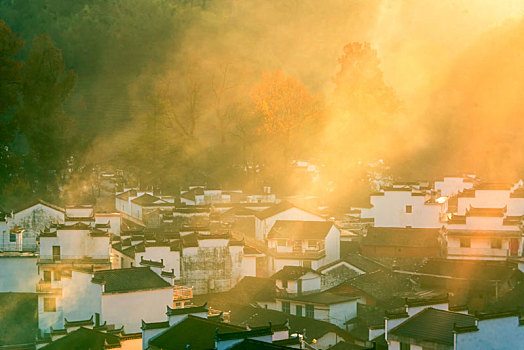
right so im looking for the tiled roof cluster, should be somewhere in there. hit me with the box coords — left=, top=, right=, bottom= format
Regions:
left=92, top=267, right=171, bottom=293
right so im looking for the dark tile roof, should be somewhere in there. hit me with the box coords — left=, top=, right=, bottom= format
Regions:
left=0, top=293, right=38, bottom=347
left=92, top=267, right=171, bottom=293
left=328, top=270, right=417, bottom=306
left=139, top=257, right=164, bottom=268
left=116, top=190, right=137, bottom=201
left=64, top=316, right=94, bottom=328
left=279, top=291, right=359, bottom=305
left=216, top=326, right=272, bottom=341
left=389, top=308, right=475, bottom=345
left=141, top=320, right=170, bottom=330
left=230, top=306, right=350, bottom=342
left=319, top=254, right=384, bottom=274
left=362, top=227, right=440, bottom=248
left=131, top=193, right=172, bottom=207
left=271, top=266, right=320, bottom=280
left=267, top=220, right=334, bottom=240
left=166, top=303, right=208, bottom=316
left=255, top=201, right=322, bottom=220
left=13, top=199, right=65, bottom=214
left=192, top=277, right=277, bottom=311
left=40, top=327, right=120, bottom=350
left=345, top=304, right=385, bottom=327
left=228, top=338, right=295, bottom=349
left=147, top=315, right=244, bottom=349
left=466, top=206, right=506, bottom=217
left=330, top=341, right=373, bottom=350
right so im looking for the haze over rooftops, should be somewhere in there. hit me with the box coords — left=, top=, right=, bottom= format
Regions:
left=255, top=201, right=321, bottom=220
left=92, top=267, right=171, bottom=293
left=267, top=220, right=333, bottom=240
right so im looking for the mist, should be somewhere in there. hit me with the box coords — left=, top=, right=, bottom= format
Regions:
left=2, top=0, right=524, bottom=208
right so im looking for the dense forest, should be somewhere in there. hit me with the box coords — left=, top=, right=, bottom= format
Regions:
left=2, top=0, right=524, bottom=210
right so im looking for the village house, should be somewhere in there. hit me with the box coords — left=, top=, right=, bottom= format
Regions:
left=269, top=291, right=362, bottom=328
left=180, top=231, right=244, bottom=294
left=386, top=308, right=524, bottom=350
left=115, top=189, right=175, bottom=224
left=231, top=305, right=352, bottom=349
left=266, top=220, right=340, bottom=274
left=272, top=266, right=322, bottom=295
left=0, top=221, right=39, bottom=292
left=1, top=200, right=65, bottom=252
left=453, top=182, right=524, bottom=216
left=361, top=187, right=446, bottom=229
left=254, top=202, right=326, bottom=241
left=317, top=254, right=384, bottom=289
left=444, top=206, right=524, bottom=260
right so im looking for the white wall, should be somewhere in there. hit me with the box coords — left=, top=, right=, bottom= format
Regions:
left=102, top=288, right=173, bottom=333
left=95, top=214, right=121, bottom=236
left=456, top=316, right=524, bottom=349
left=9, top=203, right=64, bottom=251
left=329, top=301, right=358, bottom=328
left=135, top=246, right=181, bottom=279
left=369, top=191, right=442, bottom=228
left=325, top=226, right=340, bottom=264
left=457, top=190, right=510, bottom=215
left=0, top=256, right=39, bottom=292
left=60, top=271, right=102, bottom=325
left=242, top=255, right=257, bottom=277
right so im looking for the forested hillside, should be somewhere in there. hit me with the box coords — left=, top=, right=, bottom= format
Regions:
left=2, top=0, right=524, bottom=210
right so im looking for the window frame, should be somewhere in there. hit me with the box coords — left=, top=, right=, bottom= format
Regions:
left=282, top=301, right=290, bottom=314
left=460, top=238, right=471, bottom=248
left=296, top=305, right=303, bottom=317
left=44, top=298, right=56, bottom=312
left=491, top=238, right=502, bottom=249
left=305, top=304, right=314, bottom=318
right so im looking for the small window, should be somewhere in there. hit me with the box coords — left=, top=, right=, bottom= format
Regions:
left=491, top=239, right=502, bottom=249
left=282, top=301, right=290, bottom=314
left=9, top=233, right=16, bottom=242
left=460, top=238, right=471, bottom=248
left=400, top=343, right=410, bottom=350
left=44, top=298, right=56, bottom=312
left=296, top=305, right=303, bottom=317
left=281, top=280, right=288, bottom=288
left=277, top=240, right=287, bottom=247
left=52, top=246, right=61, bottom=261
left=405, top=205, right=412, bottom=213
left=305, top=304, right=314, bottom=318
left=43, top=271, right=51, bottom=282
left=54, top=270, right=61, bottom=281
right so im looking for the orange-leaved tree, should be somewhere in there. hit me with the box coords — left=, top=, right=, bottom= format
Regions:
left=251, top=70, right=318, bottom=162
